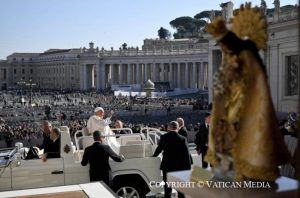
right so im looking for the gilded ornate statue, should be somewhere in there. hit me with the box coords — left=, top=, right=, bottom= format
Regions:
left=205, top=3, right=290, bottom=181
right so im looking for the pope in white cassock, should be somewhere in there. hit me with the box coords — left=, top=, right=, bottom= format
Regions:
left=87, top=107, right=120, bottom=153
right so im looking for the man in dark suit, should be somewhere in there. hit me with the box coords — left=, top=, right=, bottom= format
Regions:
left=177, top=117, right=188, bottom=139
left=38, top=121, right=52, bottom=153
left=81, top=131, right=124, bottom=186
left=279, top=119, right=290, bottom=137
left=153, top=121, right=191, bottom=198
left=42, top=127, right=60, bottom=162
left=195, top=112, right=211, bottom=168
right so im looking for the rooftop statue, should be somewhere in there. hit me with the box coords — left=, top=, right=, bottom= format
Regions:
left=274, top=0, right=280, bottom=12
left=209, top=10, right=216, bottom=22
left=205, top=3, right=290, bottom=182
left=220, top=1, right=233, bottom=22
left=260, top=0, right=267, bottom=16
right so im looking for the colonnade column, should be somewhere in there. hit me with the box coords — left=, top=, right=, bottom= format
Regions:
left=203, top=62, right=208, bottom=89
left=198, top=62, right=203, bottom=89
left=152, top=63, right=157, bottom=82
left=96, top=63, right=101, bottom=90
left=86, top=65, right=94, bottom=89
left=136, top=63, right=142, bottom=84
left=80, top=64, right=87, bottom=90
left=132, top=64, right=137, bottom=84
left=202, top=62, right=206, bottom=89
left=192, top=62, right=197, bottom=88
left=168, top=63, right=173, bottom=88
left=100, top=63, right=106, bottom=90
left=160, top=63, right=164, bottom=81
left=111, top=64, right=115, bottom=85
left=119, top=64, right=123, bottom=84
left=144, top=63, right=149, bottom=82
left=185, top=63, right=189, bottom=88
left=115, top=64, right=120, bottom=84
left=127, top=64, right=132, bottom=84
left=177, top=63, right=181, bottom=88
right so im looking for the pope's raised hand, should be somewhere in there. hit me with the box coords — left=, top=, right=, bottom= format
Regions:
left=109, top=110, right=114, bottom=118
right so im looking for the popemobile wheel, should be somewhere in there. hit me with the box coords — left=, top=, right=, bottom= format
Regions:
left=116, top=186, right=140, bottom=198
left=114, top=180, right=146, bottom=198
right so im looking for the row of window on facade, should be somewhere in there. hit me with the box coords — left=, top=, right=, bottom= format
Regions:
left=12, top=58, right=33, bottom=61
left=13, top=69, right=33, bottom=74
left=38, top=56, right=65, bottom=61
left=286, top=55, right=298, bottom=96
left=11, top=64, right=34, bottom=67
left=37, top=62, right=77, bottom=66
left=13, top=67, right=77, bottom=75
left=11, top=63, right=75, bottom=68
left=146, top=44, right=206, bottom=51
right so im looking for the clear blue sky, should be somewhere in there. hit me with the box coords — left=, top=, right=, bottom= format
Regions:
left=0, top=0, right=295, bottom=59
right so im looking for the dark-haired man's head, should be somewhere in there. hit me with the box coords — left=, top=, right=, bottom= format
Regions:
left=93, top=130, right=105, bottom=142
left=205, top=112, right=211, bottom=125
left=42, top=121, right=52, bottom=134
left=50, top=127, right=60, bottom=141
left=167, top=121, right=179, bottom=132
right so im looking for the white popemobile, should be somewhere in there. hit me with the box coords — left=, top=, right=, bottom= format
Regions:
left=0, top=126, right=167, bottom=198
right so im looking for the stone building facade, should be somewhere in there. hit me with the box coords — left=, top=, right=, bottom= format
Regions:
left=1, top=40, right=209, bottom=91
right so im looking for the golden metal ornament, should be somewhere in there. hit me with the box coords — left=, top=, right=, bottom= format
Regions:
left=205, top=16, right=228, bottom=40
left=231, top=2, right=268, bottom=50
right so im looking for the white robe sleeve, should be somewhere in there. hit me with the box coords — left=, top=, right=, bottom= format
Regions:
left=102, top=117, right=111, bottom=126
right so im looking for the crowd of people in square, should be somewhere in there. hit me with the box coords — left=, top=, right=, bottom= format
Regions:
left=0, top=90, right=298, bottom=148
left=0, top=90, right=210, bottom=147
